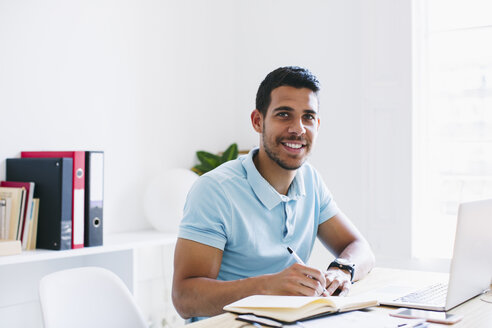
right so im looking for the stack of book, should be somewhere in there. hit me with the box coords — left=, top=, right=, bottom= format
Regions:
left=0, top=180, right=39, bottom=254
left=0, top=150, right=104, bottom=254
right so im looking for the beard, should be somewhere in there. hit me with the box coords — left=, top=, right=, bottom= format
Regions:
left=262, top=124, right=311, bottom=171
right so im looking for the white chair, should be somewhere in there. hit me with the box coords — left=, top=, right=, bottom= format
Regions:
left=39, top=266, right=147, bottom=328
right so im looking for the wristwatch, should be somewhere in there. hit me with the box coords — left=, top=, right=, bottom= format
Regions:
left=327, top=258, right=355, bottom=282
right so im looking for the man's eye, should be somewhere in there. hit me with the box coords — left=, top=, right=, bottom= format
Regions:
left=277, top=112, right=289, bottom=118
left=304, top=114, right=316, bottom=120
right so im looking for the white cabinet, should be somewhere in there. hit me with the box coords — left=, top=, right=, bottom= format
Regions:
left=0, top=230, right=178, bottom=328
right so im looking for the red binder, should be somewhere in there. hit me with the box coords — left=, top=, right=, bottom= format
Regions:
left=21, top=151, right=85, bottom=249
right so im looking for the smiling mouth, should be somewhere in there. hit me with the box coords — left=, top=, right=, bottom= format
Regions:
left=282, top=142, right=305, bottom=150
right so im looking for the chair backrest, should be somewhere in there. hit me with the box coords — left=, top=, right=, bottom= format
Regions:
left=39, top=266, right=147, bottom=328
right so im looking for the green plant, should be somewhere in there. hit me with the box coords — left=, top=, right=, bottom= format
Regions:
left=191, top=143, right=239, bottom=176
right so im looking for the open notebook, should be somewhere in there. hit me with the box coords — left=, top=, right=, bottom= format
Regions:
left=223, top=295, right=378, bottom=323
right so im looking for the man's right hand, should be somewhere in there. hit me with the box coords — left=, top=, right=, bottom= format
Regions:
left=262, top=263, right=327, bottom=296
left=172, top=239, right=327, bottom=319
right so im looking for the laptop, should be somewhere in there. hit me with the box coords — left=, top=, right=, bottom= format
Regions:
left=374, top=198, right=492, bottom=311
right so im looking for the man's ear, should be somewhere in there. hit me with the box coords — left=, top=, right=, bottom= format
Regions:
left=251, top=109, right=263, bottom=133
left=317, top=117, right=321, bottom=131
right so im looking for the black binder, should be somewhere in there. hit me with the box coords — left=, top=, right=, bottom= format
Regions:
left=84, top=151, right=104, bottom=246
left=6, top=158, right=73, bottom=250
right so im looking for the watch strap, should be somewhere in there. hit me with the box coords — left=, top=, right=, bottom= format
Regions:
left=327, top=259, right=355, bottom=282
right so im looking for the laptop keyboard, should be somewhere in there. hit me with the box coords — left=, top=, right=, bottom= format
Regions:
left=394, top=283, right=448, bottom=306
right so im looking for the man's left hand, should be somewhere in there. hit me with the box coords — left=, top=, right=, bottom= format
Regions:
left=324, top=268, right=352, bottom=296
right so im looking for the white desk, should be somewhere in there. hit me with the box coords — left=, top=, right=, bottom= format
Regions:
left=185, top=267, right=492, bottom=328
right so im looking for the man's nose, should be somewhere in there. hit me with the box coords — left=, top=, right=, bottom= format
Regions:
left=288, top=118, right=306, bottom=135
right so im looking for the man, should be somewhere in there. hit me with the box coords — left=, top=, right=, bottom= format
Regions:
left=172, top=66, right=375, bottom=320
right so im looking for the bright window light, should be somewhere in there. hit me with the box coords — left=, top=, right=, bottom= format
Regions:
left=413, top=0, right=492, bottom=258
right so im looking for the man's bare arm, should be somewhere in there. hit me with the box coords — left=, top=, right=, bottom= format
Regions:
left=317, top=212, right=375, bottom=295
left=172, top=238, right=327, bottom=319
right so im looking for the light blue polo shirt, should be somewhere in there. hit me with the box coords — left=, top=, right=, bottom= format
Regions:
left=178, top=148, right=339, bottom=282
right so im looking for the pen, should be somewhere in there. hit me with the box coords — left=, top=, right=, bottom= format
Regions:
left=287, top=246, right=328, bottom=295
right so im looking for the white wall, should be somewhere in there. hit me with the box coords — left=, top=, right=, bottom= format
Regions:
left=1, top=0, right=413, bottom=263
left=360, top=0, right=413, bottom=263
left=0, top=0, right=240, bottom=233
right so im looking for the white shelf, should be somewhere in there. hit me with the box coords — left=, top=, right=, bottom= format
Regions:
left=0, top=230, right=176, bottom=266
left=0, top=229, right=178, bottom=328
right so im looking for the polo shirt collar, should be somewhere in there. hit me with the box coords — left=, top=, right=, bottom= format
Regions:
left=242, top=148, right=306, bottom=210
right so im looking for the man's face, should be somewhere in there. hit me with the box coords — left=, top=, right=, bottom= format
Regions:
left=259, top=86, right=320, bottom=170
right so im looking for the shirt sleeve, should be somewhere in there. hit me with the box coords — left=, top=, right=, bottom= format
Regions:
left=178, top=175, right=230, bottom=250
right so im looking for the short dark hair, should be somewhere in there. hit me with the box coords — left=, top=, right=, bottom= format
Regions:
left=255, top=66, right=320, bottom=116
